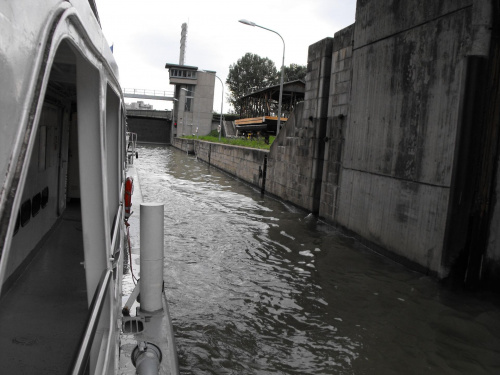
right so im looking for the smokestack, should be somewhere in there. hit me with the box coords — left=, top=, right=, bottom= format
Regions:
left=179, top=23, right=187, bottom=65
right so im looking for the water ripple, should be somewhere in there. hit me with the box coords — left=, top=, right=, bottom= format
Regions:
left=133, top=145, right=500, bottom=375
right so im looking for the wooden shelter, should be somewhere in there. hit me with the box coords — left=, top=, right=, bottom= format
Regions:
left=236, top=80, right=305, bottom=135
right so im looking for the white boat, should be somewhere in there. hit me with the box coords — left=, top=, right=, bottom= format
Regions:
left=0, top=1, right=178, bottom=374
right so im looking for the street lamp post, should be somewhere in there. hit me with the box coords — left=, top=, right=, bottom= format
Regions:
left=239, top=19, right=285, bottom=137
left=214, top=75, right=224, bottom=141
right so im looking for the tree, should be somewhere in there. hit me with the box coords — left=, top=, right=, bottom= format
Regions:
left=283, top=63, right=307, bottom=82
left=226, top=53, right=278, bottom=114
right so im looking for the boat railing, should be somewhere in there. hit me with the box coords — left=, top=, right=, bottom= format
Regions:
left=126, top=132, right=138, bottom=164
left=70, top=186, right=125, bottom=375
left=111, top=185, right=124, bottom=267
left=70, top=268, right=113, bottom=375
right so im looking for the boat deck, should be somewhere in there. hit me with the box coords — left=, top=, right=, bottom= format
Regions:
left=118, top=164, right=179, bottom=374
left=0, top=201, right=87, bottom=374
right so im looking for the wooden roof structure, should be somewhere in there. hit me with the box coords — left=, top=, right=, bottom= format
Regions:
left=238, top=80, right=305, bottom=120
left=233, top=80, right=304, bottom=135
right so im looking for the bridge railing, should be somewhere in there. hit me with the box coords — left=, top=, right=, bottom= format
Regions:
left=126, top=109, right=172, bottom=120
left=123, top=88, right=174, bottom=97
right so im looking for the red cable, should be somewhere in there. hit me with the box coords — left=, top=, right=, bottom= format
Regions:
left=125, top=221, right=138, bottom=284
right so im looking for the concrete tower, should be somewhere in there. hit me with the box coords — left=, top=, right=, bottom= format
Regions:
left=179, top=23, right=187, bottom=65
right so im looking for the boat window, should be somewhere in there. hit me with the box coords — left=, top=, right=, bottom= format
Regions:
left=31, top=193, right=41, bottom=217
left=41, top=187, right=49, bottom=208
left=20, top=199, right=31, bottom=227
left=106, top=85, right=120, bottom=226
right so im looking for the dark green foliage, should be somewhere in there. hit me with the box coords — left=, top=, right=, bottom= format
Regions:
left=208, top=129, right=219, bottom=137
left=226, top=53, right=278, bottom=114
left=283, top=63, right=307, bottom=82
left=227, top=53, right=307, bottom=115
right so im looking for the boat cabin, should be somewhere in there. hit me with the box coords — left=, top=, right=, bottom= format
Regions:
left=0, top=2, right=127, bottom=373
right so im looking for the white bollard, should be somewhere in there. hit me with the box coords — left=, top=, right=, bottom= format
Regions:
left=140, top=203, right=164, bottom=312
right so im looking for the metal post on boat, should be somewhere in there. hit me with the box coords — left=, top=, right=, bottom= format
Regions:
left=140, top=203, right=164, bottom=312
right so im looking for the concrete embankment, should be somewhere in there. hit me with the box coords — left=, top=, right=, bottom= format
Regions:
left=172, top=138, right=268, bottom=191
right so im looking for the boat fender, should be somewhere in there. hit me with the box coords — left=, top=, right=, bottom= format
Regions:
left=125, top=177, right=134, bottom=219
left=132, top=341, right=162, bottom=375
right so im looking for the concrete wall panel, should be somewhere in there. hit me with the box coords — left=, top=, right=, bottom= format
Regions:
left=345, top=8, right=471, bottom=187
left=355, top=0, right=472, bottom=48
left=337, top=168, right=449, bottom=273
left=266, top=101, right=320, bottom=211
left=319, top=25, right=354, bottom=222
left=337, top=2, right=473, bottom=274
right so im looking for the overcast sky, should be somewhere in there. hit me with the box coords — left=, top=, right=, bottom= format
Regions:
left=97, top=0, right=357, bottom=111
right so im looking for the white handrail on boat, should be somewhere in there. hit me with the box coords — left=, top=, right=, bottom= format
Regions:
left=111, top=182, right=125, bottom=260
left=72, top=195, right=124, bottom=374
left=126, top=132, right=138, bottom=164
left=70, top=268, right=113, bottom=375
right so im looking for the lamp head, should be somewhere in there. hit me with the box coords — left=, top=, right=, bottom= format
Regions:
left=239, top=19, right=256, bottom=27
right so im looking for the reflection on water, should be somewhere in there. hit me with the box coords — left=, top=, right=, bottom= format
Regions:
left=133, top=145, right=500, bottom=375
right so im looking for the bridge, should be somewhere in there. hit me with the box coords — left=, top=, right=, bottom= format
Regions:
left=123, top=88, right=176, bottom=101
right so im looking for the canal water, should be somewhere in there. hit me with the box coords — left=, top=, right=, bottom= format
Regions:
left=133, top=144, right=500, bottom=375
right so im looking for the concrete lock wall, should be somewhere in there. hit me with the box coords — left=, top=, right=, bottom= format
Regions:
left=265, top=101, right=321, bottom=211
left=172, top=137, right=183, bottom=151
left=172, top=137, right=194, bottom=154
left=171, top=0, right=500, bottom=285
left=319, top=26, right=354, bottom=223
left=198, top=142, right=267, bottom=186
left=265, top=36, right=335, bottom=213
left=173, top=138, right=267, bottom=188
left=335, top=0, right=474, bottom=276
